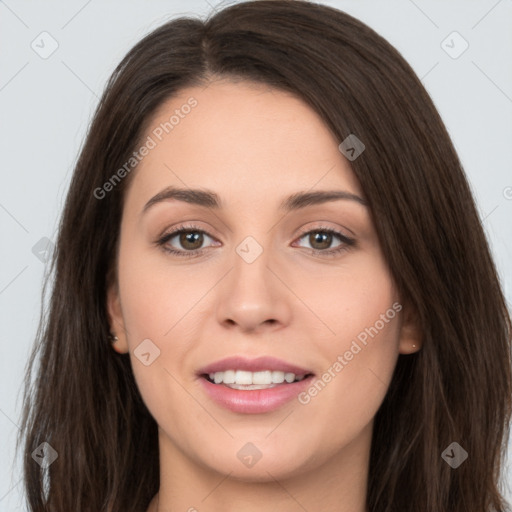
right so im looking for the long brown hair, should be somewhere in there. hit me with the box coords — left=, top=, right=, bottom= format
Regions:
left=18, top=1, right=512, bottom=510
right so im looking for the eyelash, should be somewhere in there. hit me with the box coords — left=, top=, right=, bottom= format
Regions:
left=155, top=223, right=356, bottom=259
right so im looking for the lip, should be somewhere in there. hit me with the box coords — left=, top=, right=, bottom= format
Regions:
left=199, top=374, right=315, bottom=414
left=197, top=356, right=312, bottom=376
left=196, top=356, right=315, bottom=414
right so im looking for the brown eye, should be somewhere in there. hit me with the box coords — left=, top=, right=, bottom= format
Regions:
left=156, top=224, right=218, bottom=257
left=308, top=231, right=333, bottom=250
left=178, top=231, right=204, bottom=250
left=293, top=227, right=356, bottom=257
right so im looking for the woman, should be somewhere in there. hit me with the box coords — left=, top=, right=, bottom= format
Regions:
left=18, top=1, right=512, bottom=511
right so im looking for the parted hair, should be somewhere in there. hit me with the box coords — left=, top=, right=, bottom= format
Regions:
left=19, top=1, right=511, bottom=511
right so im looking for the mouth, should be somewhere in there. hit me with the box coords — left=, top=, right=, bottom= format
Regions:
left=196, top=356, right=315, bottom=414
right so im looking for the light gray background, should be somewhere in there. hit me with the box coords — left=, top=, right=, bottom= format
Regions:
left=1, top=0, right=511, bottom=509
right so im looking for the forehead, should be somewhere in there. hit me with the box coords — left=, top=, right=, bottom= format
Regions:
left=126, top=80, right=362, bottom=207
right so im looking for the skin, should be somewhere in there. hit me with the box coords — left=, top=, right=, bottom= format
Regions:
left=107, top=79, right=421, bottom=512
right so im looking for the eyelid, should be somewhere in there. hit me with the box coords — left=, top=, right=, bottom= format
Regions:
left=294, top=222, right=354, bottom=241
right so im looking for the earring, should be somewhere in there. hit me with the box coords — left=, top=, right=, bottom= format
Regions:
left=108, top=333, right=118, bottom=343
left=412, top=344, right=417, bottom=348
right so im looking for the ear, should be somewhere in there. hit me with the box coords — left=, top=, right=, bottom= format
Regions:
left=106, top=281, right=129, bottom=354
left=398, top=302, right=422, bottom=355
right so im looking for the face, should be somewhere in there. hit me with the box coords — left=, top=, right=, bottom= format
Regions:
left=107, top=79, right=420, bottom=481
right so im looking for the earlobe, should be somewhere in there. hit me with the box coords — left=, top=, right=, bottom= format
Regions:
left=106, top=282, right=129, bottom=354
left=398, top=304, right=422, bottom=355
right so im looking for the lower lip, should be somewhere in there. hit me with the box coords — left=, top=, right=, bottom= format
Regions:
left=198, top=375, right=314, bottom=414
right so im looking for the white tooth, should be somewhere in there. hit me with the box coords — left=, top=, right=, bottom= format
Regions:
left=284, top=372, right=296, bottom=383
left=210, top=369, right=305, bottom=385
left=225, top=383, right=277, bottom=390
left=271, top=371, right=285, bottom=383
left=222, top=370, right=236, bottom=384
left=235, top=370, right=253, bottom=385
left=252, top=371, right=272, bottom=385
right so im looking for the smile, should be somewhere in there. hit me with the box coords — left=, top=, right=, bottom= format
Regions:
left=197, top=356, right=315, bottom=414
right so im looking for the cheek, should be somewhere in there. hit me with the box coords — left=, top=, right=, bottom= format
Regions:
left=115, top=239, right=216, bottom=432
left=292, top=248, right=399, bottom=347
left=117, top=244, right=206, bottom=342
left=293, top=251, right=401, bottom=430
left=294, top=318, right=400, bottom=462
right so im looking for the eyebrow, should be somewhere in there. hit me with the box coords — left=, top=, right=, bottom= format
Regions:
left=141, top=185, right=367, bottom=214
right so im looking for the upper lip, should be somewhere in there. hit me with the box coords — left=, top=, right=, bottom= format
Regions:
left=197, top=356, right=314, bottom=376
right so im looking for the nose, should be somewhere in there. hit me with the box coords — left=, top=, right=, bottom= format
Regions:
left=215, top=240, right=292, bottom=334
